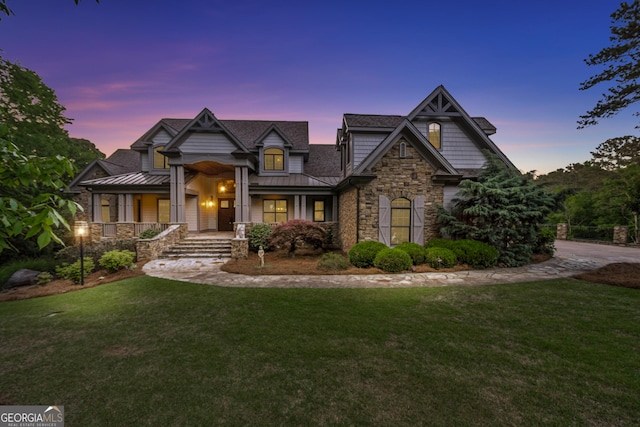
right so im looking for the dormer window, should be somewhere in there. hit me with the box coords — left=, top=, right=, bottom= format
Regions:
left=264, top=148, right=284, bottom=171
left=153, top=145, right=169, bottom=169
left=428, top=123, right=441, bottom=149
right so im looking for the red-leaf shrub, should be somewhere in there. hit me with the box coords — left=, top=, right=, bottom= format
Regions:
left=268, top=219, right=327, bottom=257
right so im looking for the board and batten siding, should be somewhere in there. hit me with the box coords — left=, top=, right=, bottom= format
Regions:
left=412, top=120, right=486, bottom=170
left=179, top=133, right=238, bottom=154
left=289, top=155, right=303, bottom=173
left=443, top=185, right=461, bottom=210
left=439, top=122, right=486, bottom=169
left=352, top=133, right=386, bottom=169
left=262, top=131, right=285, bottom=148
left=153, top=129, right=173, bottom=145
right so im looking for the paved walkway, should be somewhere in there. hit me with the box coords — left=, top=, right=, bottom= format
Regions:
left=143, top=240, right=640, bottom=289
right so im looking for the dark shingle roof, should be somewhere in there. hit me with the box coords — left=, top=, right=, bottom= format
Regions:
left=220, top=120, right=309, bottom=150
left=305, top=145, right=341, bottom=177
left=343, top=114, right=404, bottom=129
left=101, top=149, right=141, bottom=175
left=471, top=117, right=496, bottom=135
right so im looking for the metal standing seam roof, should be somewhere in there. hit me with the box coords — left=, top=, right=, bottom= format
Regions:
left=80, top=172, right=172, bottom=186
left=248, top=174, right=339, bottom=187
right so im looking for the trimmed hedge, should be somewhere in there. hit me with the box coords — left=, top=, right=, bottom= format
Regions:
left=348, top=241, right=388, bottom=268
left=373, top=248, right=413, bottom=273
left=426, top=238, right=498, bottom=269
left=395, top=242, right=429, bottom=265
left=425, top=247, right=457, bottom=269
left=248, top=223, right=272, bottom=252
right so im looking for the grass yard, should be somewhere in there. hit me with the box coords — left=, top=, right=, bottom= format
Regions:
left=1, top=276, right=639, bottom=426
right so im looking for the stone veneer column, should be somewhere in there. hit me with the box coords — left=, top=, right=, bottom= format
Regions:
left=613, top=226, right=628, bottom=245
left=556, top=223, right=568, bottom=240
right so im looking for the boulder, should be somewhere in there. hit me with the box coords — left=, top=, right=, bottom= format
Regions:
left=4, top=269, right=42, bottom=289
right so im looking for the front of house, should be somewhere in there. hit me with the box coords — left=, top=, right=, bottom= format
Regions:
left=72, top=85, right=516, bottom=252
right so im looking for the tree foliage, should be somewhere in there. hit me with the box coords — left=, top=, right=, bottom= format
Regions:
left=578, top=1, right=640, bottom=128
left=438, top=154, right=554, bottom=267
left=268, top=219, right=326, bottom=257
left=0, top=56, right=104, bottom=169
left=0, top=132, right=81, bottom=254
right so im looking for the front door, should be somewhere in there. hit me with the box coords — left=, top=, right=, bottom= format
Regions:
left=217, top=198, right=235, bottom=231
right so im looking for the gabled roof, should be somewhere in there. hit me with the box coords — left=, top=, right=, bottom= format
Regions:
left=408, top=85, right=515, bottom=169
left=221, top=120, right=309, bottom=150
left=343, top=114, right=404, bottom=130
left=354, top=119, right=459, bottom=177
left=131, top=120, right=183, bottom=150
left=68, top=149, right=141, bottom=191
left=163, top=108, right=250, bottom=154
left=254, top=123, right=295, bottom=148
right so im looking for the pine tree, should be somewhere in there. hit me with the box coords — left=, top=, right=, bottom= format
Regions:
left=437, top=154, right=554, bottom=267
left=578, top=1, right=640, bottom=128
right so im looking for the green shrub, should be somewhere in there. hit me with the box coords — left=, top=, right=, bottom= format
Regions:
left=426, top=238, right=498, bottom=269
left=373, top=248, right=413, bottom=273
left=348, top=241, right=388, bottom=268
left=55, top=238, right=137, bottom=265
left=425, top=247, right=457, bottom=269
left=536, top=228, right=556, bottom=256
left=395, top=242, right=429, bottom=265
left=55, top=258, right=95, bottom=284
left=317, top=252, right=350, bottom=271
left=425, top=238, right=457, bottom=251
left=37, top=272, right=53, bottom=285
left=248, top=223, right=272, bottom=252
left=99, top=250, right=136, bottom=273
left=138, top=228, right=162, bottom=239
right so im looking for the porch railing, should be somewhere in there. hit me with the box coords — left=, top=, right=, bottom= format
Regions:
left=99, top=222, right=170, bottom=239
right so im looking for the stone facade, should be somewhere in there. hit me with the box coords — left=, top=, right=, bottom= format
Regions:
left=356, top=140, right=444, bottom=247
left=338, top=187, right=358, bottom=251
left=231, top=238, right=249, bottom=258
left=556, top=223, right=568, bottom=240
left=136, top=223, right=188, bottom=260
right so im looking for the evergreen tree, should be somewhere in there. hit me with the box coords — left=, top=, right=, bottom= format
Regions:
left=438, top=154, right=554, bottom=267
left=578, top=1, right=640, bottom=128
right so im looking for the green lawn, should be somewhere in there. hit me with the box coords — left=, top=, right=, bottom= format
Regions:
left=1, top=277, right=639, bottom=426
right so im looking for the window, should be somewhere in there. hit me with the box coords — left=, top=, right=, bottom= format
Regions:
left=101, top=199, right=110, bottom=222
left=264, top=148, right=284, bottom=171
left=428, top=123, right=441, bottom=149
left=263, top=199, right=287, bottom=223
left=313, top=200, right=325, bottom=222
left=391, top=197, right=411, bottom=245
left=399, top=141, right=407, bottom=158
left=158, top=199, right=170, bottom=223
left=154, top=145, right=169, bottom=169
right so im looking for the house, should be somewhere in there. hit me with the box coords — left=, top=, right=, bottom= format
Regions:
left=75, top=85, right=516, bottom=254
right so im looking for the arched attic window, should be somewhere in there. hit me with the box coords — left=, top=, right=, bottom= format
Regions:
left=264, top=147, right=284, bottom=171
left=399, top=141, right=407, bottom=158
left=428, top=123, right=441, bottom=149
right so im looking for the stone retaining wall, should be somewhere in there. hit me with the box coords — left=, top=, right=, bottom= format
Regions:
left=136, top=223, right=188, bottom=260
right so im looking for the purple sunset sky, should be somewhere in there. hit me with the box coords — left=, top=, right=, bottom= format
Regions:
left=1, top=0, right=636, bottom=174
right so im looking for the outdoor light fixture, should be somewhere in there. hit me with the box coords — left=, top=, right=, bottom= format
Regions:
left=207, top=196, right=215, bottom=208
left=74, top=221, right=89, bottom=286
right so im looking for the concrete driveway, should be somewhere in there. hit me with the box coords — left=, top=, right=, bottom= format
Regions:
left=555, top=240, right=640, bottom=268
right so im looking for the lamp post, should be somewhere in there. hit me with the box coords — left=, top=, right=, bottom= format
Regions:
left=75, top=221, right=88, bottom=286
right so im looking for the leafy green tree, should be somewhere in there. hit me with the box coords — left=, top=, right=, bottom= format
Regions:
left=578, top=1, right=640, bottom=128
left=438, top=154, right=554, bottom=267
left=0, top=131, right=80, bottom=254
left=0, top=56, right=104, bottom=169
